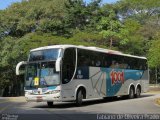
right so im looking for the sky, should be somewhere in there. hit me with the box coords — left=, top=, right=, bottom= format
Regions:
left=0, top=0, right=119, bottom=10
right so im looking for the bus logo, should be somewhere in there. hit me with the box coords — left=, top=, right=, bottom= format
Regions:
left=77, top=70, right=83, bottom=79
left=110, top=70, right=124, bottom=85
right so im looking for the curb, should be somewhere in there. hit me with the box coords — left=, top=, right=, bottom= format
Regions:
left=0, top=97, right=26, bottom=102
left=147, top=91, right=160, bottom=94
left=8, top=97, right=26, bottom=102
left=155, top=98, right=160, bottom=106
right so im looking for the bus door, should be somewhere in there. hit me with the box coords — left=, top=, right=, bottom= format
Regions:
left=61, top=48, right=76, bottom=100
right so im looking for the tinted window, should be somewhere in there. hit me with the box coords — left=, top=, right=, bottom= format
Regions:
left=100, top=54, right=147, bottom=70
left=77, top=49, right=104, bottom=67
left=77, top=48, right=147, bottom=70
left=77, top=49, right=90, bottom=66
left=29, top=49, right=61, bottom=61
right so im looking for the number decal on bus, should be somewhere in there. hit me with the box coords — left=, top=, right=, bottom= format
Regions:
left=110, top=70, right=124, bottom=85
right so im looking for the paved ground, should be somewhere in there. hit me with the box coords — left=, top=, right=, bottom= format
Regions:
left=0, top=92, right=160, bottom=120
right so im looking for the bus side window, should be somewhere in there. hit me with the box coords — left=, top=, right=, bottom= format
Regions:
left=94, top=53, right=103, bottom=67
left=77, top=49, right=90, bottom=67
left=110, top=60, right=116, bottom=68
left=115, top=62, right=119, bottom=68
left=104, top=61, right=107, bottom=67
left=91, top=60, right=95, bottom=66
left=104, top=54, right=111, bottom=68
left=96, top=60, right=101, bottom=67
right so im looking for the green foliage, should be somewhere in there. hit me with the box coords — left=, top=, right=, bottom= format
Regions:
left=148, top=40, right=160, bottom=68
left=0, top=0, right=68, bottom=37
left=0, top=37, right=21, bottom=89
left=0, top=0, right=160, bottom=89
left=65, top=0, right=102, bottom=33
left=115, top=0, right=160, bottom=24
left=117, top=19, right=146, bottom=55
left=97, top=8, right=123, bottom=48
left=148, top=32, right=160, bottom=68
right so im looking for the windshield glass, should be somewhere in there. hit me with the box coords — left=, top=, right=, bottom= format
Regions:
left=25, top=61, right=60, bottom=87
left=29, top=48, right=61, bottom=61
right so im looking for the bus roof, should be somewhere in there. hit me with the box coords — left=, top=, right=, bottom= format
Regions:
left=30, top=44, right=147, bottom=59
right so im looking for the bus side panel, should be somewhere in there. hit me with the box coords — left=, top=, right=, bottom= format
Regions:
left=61, top=67, right=149, bottom=101
left=89, top=67, right=148, bottom=97
left=140, top=70, right=149, bottom=93
left=89, top=67, right=124, bottom=97
left=89, top=67, right=107, bottom=98
left=105, top=68, right=125, bottom=97
left=106, top=69, right=148, bottom=96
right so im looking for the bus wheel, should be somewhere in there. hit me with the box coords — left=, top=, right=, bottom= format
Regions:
left=47, top=101, right=54, bottom=107
left=129, top=86, right=134, bottom=99
left=76, top=90, right=83, bottom=106
left=135, top=87, right=141, bottom=98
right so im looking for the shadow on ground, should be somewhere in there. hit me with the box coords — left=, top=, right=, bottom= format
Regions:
left=33, top=94, right=154, bottom=109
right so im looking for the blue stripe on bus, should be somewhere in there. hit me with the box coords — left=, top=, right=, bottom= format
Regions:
left=48, top=86, right=57, bottom=90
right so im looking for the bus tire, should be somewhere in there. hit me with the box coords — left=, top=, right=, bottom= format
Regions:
left=76, top=90, right=83, bottom=106
left=135, top=86, right=141, bottom=98
left=129, top=86, right=134, bottom=99
left=47, top=101, right=53, bottom=107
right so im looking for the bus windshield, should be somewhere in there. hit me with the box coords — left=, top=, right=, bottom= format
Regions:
left=29, top=48, right=61, bottom=61
left=25, top=61, right=60, bottom=87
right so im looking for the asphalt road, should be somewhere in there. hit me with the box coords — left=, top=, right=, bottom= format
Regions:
left=0, top=93, right=160, bottom=120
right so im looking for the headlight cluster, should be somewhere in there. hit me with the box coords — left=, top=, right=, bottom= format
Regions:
left=25, top=91, right=32, bottom=95
left=48, top=90, right=60, bottom=94
left=25, top=90, right=60, bottom=95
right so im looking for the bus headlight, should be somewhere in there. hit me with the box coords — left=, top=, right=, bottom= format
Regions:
left=49, top=90, right=60, bottom=94
left=25, top=91, right=31, bottom=95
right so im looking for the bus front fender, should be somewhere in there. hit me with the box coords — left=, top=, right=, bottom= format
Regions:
left=75, top=84, right=87, bottom=99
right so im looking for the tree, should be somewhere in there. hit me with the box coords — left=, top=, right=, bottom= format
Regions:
left=115, top=0, right=160, bottom=24
left=148, top=32, right=160, bottom=84
left=97, top=3, right=142, bottom=50
left=97, top=6, right=125, bottom=49
left=148, top=33, right=160, bottom=68
left=0, top=0, right=69, bottom=37
left=0, top=0, right=160, bottom=95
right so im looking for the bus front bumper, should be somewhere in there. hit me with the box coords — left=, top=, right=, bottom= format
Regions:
left=25, top=93, right=62, bottom=102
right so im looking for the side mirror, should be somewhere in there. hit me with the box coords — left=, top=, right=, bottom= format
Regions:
left=16, top=61, right=27, bottom=75
left=55, top=58, right=61, bottom=72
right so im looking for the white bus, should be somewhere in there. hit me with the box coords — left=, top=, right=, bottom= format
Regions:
left=16, top=45, right=149, bottom=106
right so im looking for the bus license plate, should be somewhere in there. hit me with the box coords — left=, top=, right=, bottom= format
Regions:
left=36, top=96, right=43, bottom=102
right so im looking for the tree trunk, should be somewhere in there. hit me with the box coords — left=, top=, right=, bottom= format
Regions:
left=155, top=67, right=157, bottom=86
left=0, top=89, right=4, bottom=97
left=110, top=37, right=113, bottom=49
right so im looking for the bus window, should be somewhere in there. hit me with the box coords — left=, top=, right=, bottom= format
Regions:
left=96, top=60, right=101, bottom=67
left=103, top=54, right=111, bottom=68
left=77, top=49, right=91, bottom=67
left=110, top=60, right=116, bottom=68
